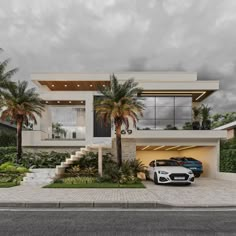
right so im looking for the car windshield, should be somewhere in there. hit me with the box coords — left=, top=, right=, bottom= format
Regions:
left=156, top=161, right=179, bottom=166
left=185, top=158, right=196, bottom=161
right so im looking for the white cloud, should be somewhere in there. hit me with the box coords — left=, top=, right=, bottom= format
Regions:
left=0, top=0, right=236, bottom=111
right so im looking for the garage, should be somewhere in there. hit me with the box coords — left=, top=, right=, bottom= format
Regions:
left=136, top=145, right=219, bottom=178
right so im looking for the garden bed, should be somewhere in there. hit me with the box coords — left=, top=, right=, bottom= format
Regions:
left=44, top=182, right=145, bottom=188
left=0, top=182, right=18, bottom=188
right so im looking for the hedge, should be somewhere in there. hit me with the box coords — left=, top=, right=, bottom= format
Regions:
left=0, top=147, right=69, bottom=168
left=0, top=132, right=16, bottom=147
left=220, top=139, right=236, bottom=173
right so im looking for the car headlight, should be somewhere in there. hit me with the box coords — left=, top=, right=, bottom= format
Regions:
left=158, top=171, right=169, bottom=175
left=188, top=170, right=193, bottom=174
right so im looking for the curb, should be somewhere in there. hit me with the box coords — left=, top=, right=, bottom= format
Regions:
left=0, top=201, right=235, bottom=209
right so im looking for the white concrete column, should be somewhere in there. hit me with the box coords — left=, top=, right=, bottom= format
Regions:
left=85, top=94, right=94, bottom=143
left=98, top=146, right=103, bottom=176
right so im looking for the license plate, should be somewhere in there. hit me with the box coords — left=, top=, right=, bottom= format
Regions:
left=174, top=177, right=185, bottom=180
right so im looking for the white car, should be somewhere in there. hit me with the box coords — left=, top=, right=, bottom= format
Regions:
left=148, top=159, right=195, bottom=185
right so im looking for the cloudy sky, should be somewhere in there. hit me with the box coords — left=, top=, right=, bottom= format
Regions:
left=0, top=0, right=236, bottom=112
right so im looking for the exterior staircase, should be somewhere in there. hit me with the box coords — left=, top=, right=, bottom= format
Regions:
left=21, top=169, right=56, bottom=186
left=55, top=139, right=112, bottom=177
left=55, top=146, right=90, bottom=177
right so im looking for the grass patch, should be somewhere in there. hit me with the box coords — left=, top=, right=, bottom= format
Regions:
left=0, top=182, right=18, bottom=188
left=44, top=182, right=145, bottom=188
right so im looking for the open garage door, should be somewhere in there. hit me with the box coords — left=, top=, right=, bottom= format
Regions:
left=136, top=145, right=218, bottom=178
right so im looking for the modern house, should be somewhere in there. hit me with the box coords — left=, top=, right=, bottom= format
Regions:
left=22, top=72, right=228, bottom=179
left=215, top=121, right=236, bottom=139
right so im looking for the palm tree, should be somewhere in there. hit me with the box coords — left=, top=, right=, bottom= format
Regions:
left=95, top=74, right=144, bottom=167
left=0, top=48, right=18, bottom=92
left=0, top=81, right=44, bottom=162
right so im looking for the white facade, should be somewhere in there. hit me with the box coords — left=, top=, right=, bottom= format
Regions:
left=22, top=72, right=228, bottom=179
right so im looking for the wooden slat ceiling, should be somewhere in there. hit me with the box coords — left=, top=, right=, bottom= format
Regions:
left=38, top=81, right=110, bottom=91
left=42, top=100, right=85, bottom=105
left=136, top=146, right=200, bottom=151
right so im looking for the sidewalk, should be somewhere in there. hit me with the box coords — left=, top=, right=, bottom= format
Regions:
left=0, top=178, right=236, bottom=208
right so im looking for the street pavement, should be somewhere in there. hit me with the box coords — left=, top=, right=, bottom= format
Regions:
left=0, top=178, right=236, bottom=207
left=0, top=210, right=236, bottom=235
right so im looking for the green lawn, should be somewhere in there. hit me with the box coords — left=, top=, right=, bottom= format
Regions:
left=0, top=182, right=18, bottom=188
left=44, top=182, right=145, bottom=188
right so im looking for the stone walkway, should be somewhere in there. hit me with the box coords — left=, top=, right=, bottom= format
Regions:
left=0, top=178, right=236, bottom=207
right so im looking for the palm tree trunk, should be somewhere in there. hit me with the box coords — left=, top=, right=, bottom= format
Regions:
left=116, top=125, right=122, bottom=168
left=16, top=117, right=23, bottom=163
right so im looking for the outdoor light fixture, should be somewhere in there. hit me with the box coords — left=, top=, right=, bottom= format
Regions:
left=141, top=145, right=150, bottom=150
left=77, top=84, right=80, bottom=87
left=64, top=84, right=67, bottom=87
left=102, top=84, right=106, bottom=87
left=51, top=84, right=55, bottom=87
left=177, top=146, right=196, bottom=151
left=196, top=92, right=206, bottom=101
left=153, top=145, right=165, bottom=150
left=89, top=84, right=93, bottom=87
left=165, top=145, right=180, bottom=151
left=45, top=101, right=48, bottom=104
left=57, top=101, right=60, bottom=104
left=69, top=101, right=72, bottom=103
left=81, top=101, right=84, bottom=104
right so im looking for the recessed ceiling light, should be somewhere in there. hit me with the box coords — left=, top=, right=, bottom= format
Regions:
left=153, top=145, right=165, bottom=150
left=51, top=84, right=55, bottom=87
left=177, top=146, right=196, bottom=151
left=141, top=146, right=150, bottom=150
left=89, top=84, right=93, bottom=87
left=77, top=84, right=80, bottom=87
left=165, top=145, right=180, bottom=151
left=57, top=101, right=60, bottom=104
left=64, top=84, right=67, bottom=87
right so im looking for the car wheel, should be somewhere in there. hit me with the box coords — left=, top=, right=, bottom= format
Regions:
left=185, top=183, right=191, bottom=186
left=194, top=173, right=201, bottom=178
left=154, top=173, right=159, bottom=185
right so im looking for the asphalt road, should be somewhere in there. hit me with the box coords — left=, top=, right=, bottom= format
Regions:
left=0, top=210, right=236, bottom=236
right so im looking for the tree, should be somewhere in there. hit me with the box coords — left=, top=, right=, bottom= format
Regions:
left=95, top=74, right=144, bottom=167
left=0, top=81, right=44, bottom=162
left=0, top=48, right=18, bottom=92
left=211, top=112, right=236, bottom=129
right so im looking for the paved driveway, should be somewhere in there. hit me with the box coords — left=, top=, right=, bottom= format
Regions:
left=143, top=177, right=236, bottom=206
left=0, top=178, right=235, bottom=207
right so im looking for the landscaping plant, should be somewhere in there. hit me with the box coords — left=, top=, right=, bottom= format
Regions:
left=95, top=74, right=144, bottom=167
left=0, top=81, right=44, bottom=162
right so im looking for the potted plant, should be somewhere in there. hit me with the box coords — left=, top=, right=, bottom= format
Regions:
left=201, top=104, right=212, bottom=130
left=52, top=122, right=66, bottom=139
left=192, top=107, right=201, bottom=130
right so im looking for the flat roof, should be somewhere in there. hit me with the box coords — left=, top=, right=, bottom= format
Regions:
left=31, top=72, right=220, bottom=102
left=214, top=121, right=236, bottom=130
left=31, top=72, right=198, bottom=82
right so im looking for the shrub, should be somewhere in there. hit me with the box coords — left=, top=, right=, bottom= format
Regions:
left=220, top=138, right=236, bottom=173
left=62, top=177, right=96, bottom=184
left=0, top=162, right=28, bottom=174
left=0, top=149, right=69, bottom=168
left=0, top=132, right=16, bottom=147
left=67, top=165, right=98, bottom=177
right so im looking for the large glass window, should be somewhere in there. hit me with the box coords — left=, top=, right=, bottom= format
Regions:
left=137, top=96, right=192, bottom=130
left=48, top=106, right=86, bottom=140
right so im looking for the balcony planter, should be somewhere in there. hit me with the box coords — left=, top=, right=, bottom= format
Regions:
left=201, top=120, right=211, bottom=130
left=192, top=121, right=200, bottom=130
